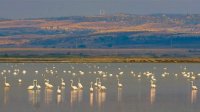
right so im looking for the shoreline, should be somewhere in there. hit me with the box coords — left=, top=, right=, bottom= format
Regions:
left=0, top=57, right=200, bottom=63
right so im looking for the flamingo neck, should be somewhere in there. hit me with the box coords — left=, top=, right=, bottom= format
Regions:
left=71, top=81, right=73, bottom=87
left=91, top=83, right=93, bottom=88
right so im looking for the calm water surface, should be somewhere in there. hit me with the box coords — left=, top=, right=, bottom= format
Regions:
left=0, top=63, right=200, bottom=112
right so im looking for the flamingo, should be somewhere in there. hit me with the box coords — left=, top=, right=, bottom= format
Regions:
left=151, top=80, right=156, bottom=88
left=97, top=79, right=102, bottom=88
left=90, top=82, right=94, bottom=92
left=117, top=78, right=123, bottom=88
left=45, top=79, right=53, bottom=89
left=57, top=86, right=61, bottom=94
left=78, top=78, right=83, bottom=89
left=35, top=80, right=41, bottom=89
left=191, top=81, right=198, bottom=90
left=70, top=80, right=78, bottom=90
left=98, top=82, right=106, bottom=91
left=61, top=78, right=65, bottom=87
left=94, top=78, right=99, bottom=87
left=4, top=77, right=10, bottom=87
left=27, top=80, right=35, bottom=90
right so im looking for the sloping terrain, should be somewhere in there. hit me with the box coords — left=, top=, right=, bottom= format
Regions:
left=0, top=14, right=200, bottom=57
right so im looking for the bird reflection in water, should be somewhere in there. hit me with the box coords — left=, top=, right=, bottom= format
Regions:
left=191, top=90, right=197, bottom=104
left=150, top=88, right=156, bottom=104
left=97, top=90, right=106, bottom=107
left=57, top=94, right=62, bottom=104
left=44, top=88, right=53, bottom=104
left=90, top=92, right=94, bottom=107
left=78, top=90, right=83, bottom=103
left=28, top=90, right=40, bottom=105
left=4, top=87, right=10, bottom=104
left=118, top=88, right=122, bottom=102
left=70, top=90, right=78, bottom=107
left=57, top=88, right=65, bottom=104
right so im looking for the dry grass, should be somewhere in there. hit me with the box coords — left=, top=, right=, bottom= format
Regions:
left=0, top=20, right=45, bottom=28
left=0, top=57, right=200, bottom=63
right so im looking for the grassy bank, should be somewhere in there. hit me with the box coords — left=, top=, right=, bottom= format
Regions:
left=0, top=57, right=200, bottom=63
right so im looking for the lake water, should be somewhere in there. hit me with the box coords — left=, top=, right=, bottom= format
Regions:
left=0, top=63, right=200, bottom=112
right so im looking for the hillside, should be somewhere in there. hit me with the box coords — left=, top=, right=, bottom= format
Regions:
left=0, top=14, right=200, bottom=57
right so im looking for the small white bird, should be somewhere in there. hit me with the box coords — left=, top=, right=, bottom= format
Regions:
left=22, top=70, right=27, bottom=75
left=18, top=78, right=22, bottom=83
left=119, top=72, right=123, bottom=75
left=35, top=70, right=39, bottom=74
left=116, top=75, right=119, bottom=78
left=102, top=73, right=107, bottom=78
left=68, top=70, right=72, bottom=74
left=72, top=73, right=76, bottom=76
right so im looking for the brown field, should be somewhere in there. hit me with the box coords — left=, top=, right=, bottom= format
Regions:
left=1, top=18, right=200, bottom=34
left=0, top=20, right=45, bottom=28
left=40, top=21, right=200, bottom=34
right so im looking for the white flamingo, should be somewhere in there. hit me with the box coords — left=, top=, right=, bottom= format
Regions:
left=4, top=77, right=10, bottom=87
left=78, top=78, right=83, bottom=89
left=117, top=78, right=123, bottom=88
left=94, top=78, right=99, bottom=87
left=191, top=81, right=198, bottom=90
left=45, top=79, right=53, bottom=89
left=57, top=86, right=61, bottom=94
left=61, top=78, right=65, bottom=87
left=35, top=80, right=41, bottom=89
left=27, top=80, right=35, bottom=90
left=90, top=82, right=94, bottom=92
left=151, top=80, right=156, bottom=88
left=98, top=82, right=106, bottom=91
left=97, top=79, right=102, bottom=88
left=70, top=80, right=78, bottom=90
